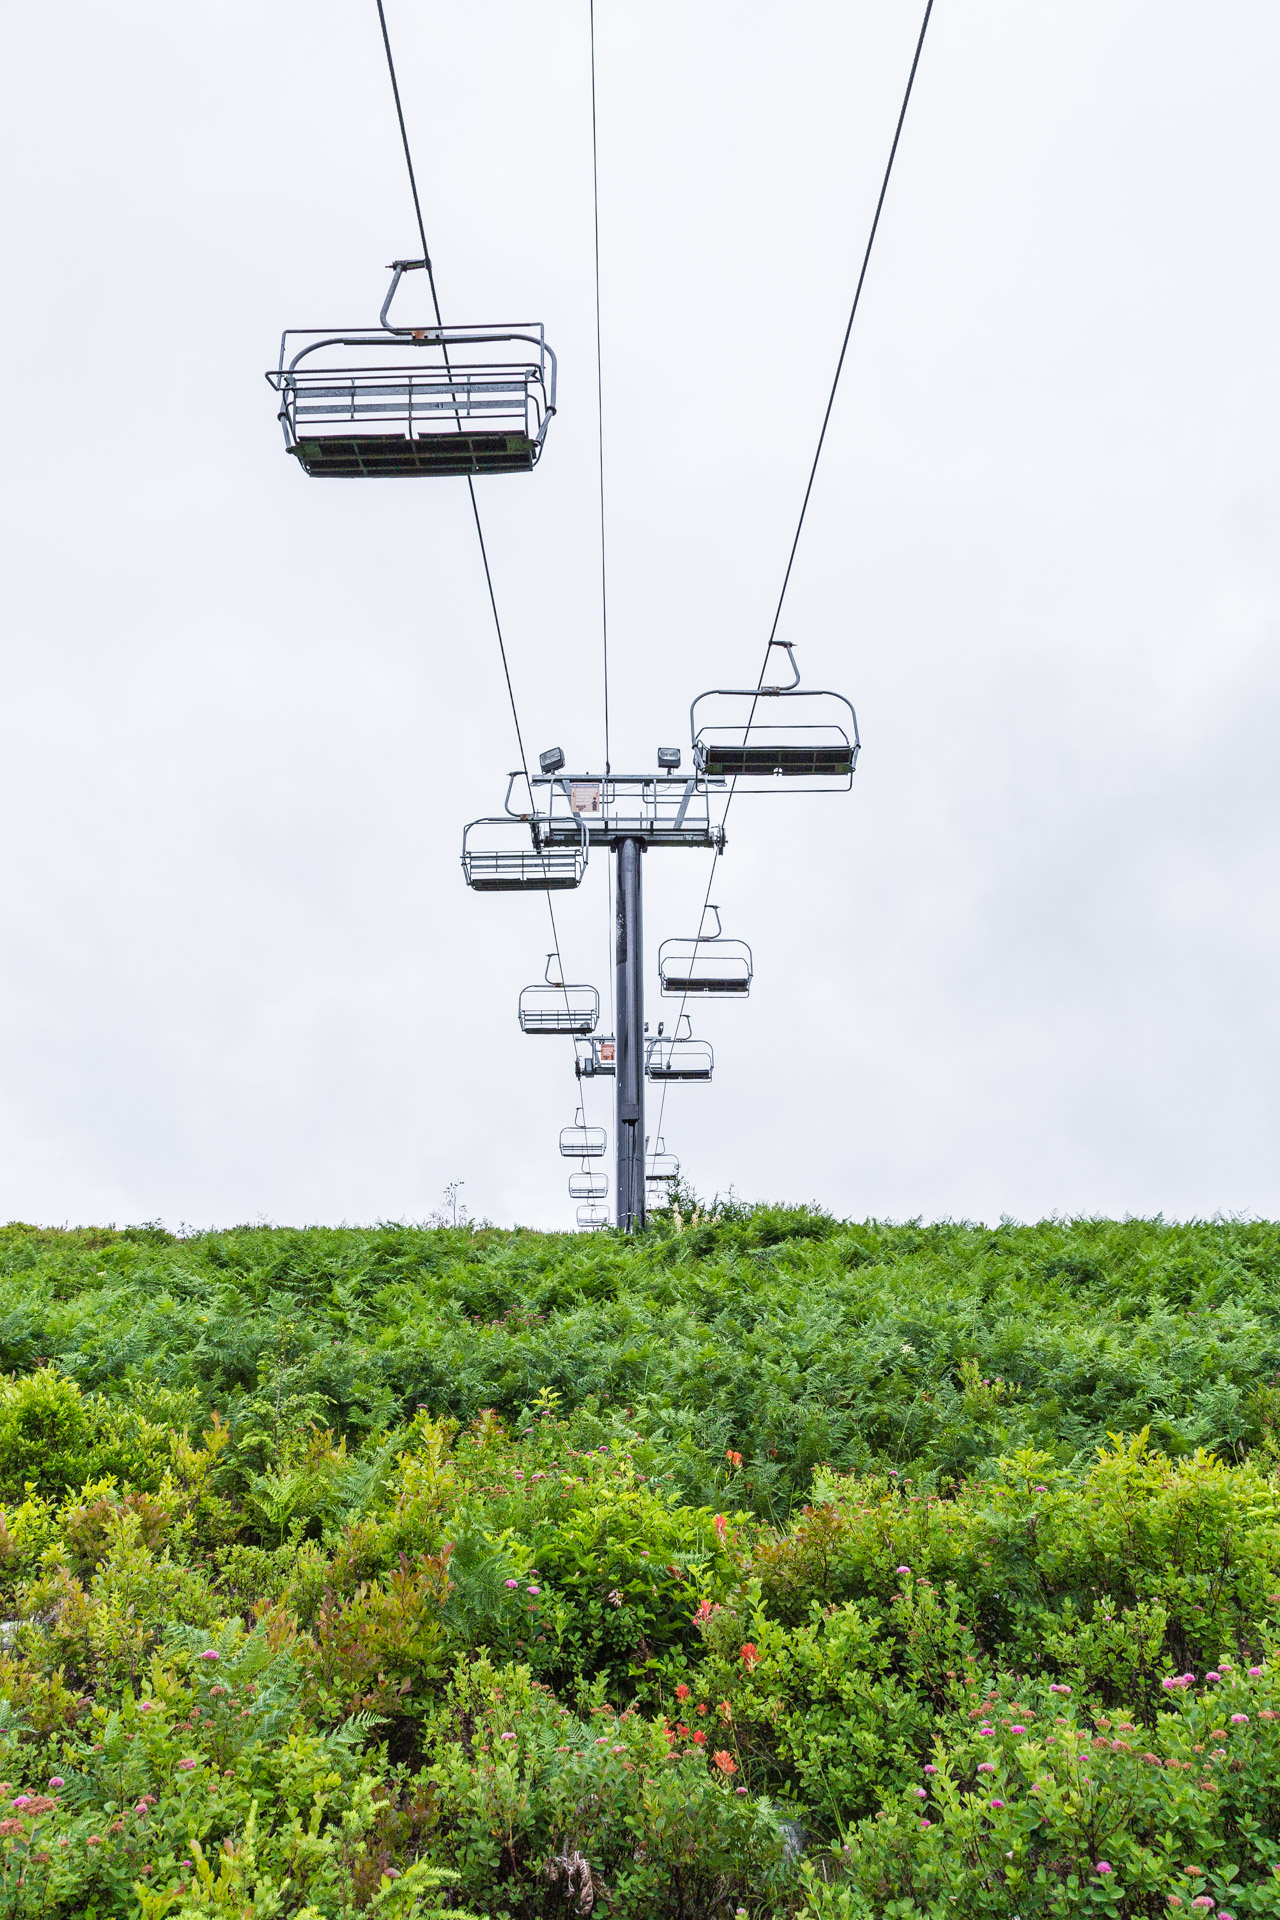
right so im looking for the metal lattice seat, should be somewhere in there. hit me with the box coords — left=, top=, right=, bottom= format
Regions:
left=645, top=1036, right=714, bottom=1082
left=576, top=1204, right=609, bottom=1230
left=462, top=818, right=587, bottom=893
left=658, top=909, right=753, bottom=997
left=690, top=642, right=859, bottom=794
left=569, top=1170, right=609, bottom=1200
left=519, top=964, right=600, bottom=1036
left=560, top=1123, right=607, bottom=1158
left=267, top=261, right=556, bottom=479
left=645, top=1142, right=680, bottom=1203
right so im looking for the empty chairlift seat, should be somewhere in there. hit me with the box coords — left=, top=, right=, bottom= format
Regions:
left=645, top=1036, right=714, bottom=1082
left=645, top=1141, right=680, bottom=1204
left=569, top=1170, right=609, bottom=1201
left=658, top=907, right=752, bottom=997
left=560, top=1122, right=607, bottom=1158
left=576, top=1204, right=609, bottom=1230
left=462, top=818, right=587, bottom=892
left=519, top=963, right=599, bottom=1036
left=690, top=642, right=859, bottom=792
left=266, top=260, right=557, bottom=478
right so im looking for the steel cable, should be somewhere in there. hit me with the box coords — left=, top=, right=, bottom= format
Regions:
left=653, top=0, right=936, bottom=1182
left=373, top=0, right=583, bottom=1106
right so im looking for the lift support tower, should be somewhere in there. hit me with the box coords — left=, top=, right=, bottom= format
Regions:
left=517, top=765, right=727, bottom=1231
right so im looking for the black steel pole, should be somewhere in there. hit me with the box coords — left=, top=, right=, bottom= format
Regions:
left=614, top=837, right=646, bottom=1231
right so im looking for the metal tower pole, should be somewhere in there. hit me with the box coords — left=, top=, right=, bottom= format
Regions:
left=614, top=836, right=646, bottom=1231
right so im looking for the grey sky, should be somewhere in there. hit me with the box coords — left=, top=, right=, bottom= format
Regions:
left=1, top=0, right=1277, bottom=1230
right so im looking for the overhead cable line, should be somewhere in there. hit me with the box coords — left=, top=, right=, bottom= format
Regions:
left=588, top=0, right=617, bottom=1046
left=764, top=0, right=935, bottom=652
left=373, top=0, right=581, bottom=1053
left=654, top=0, right=936, bottom=1162
left=589, top=0, right=612, bottom=779
left=374, top=0, right=536, bottom=817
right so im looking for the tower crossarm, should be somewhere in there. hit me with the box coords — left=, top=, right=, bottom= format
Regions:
left=503, top=772, right=728, bottom=851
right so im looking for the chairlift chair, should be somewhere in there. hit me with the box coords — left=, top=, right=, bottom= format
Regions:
left=266, top=260, right=557, bottom=477
left=575, top=1036, right=616, bottom=1079
left=690, top=642, right=859, bottom=792
left=645, top=1018, right=714, bottom=1083
left=576, top=1204, right=610, bottom=1231
left=519, top=957, right=599, bottom=1035
left=645, top=1139, right=680, bottom=1204
left=658, top=906, right=752, bottom=998
left=462, top=817, right=587, bottom=892
left=560, top=1111, right=607, bottom=1158
left=569, top=1170, right=609, bottom=1201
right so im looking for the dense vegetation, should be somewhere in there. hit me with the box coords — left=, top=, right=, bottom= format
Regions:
left=2, top=1210, right=1280, bottom=1917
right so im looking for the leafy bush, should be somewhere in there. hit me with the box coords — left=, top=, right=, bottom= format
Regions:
left=0, top=1214, right=1280, bottom=1912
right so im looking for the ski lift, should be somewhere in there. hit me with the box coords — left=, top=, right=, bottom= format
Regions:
left=575, top=1035, right=616, bottom=1079
left=560, top=1110, right=607, bottom=1158
left=645, top=1138, right=680, bottom=1204
left=576, top=1204, right=609, bottom=1230
left=690, top=642, right=859, bottom=792
left=266, top=260, right=557, bottom=477
left=519, top=957, right=599, bottom=1036
left=569, top=1169, right=609, bottom=1201
left=462, top=817, right=587, bottom=892
left=658, top=907, right=753, bottom=998
left=645, top=1017, right=714, bottom=1083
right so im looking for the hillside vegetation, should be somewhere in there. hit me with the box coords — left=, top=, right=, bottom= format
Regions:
left=1, top=1211, right=1280, bottom=1917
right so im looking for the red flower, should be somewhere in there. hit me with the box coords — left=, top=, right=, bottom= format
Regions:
left=692, top=1730, right=707, bottom=1745
left=740, top=1643, right=761, bottom=1669
left=713, top=1750, right=737, bottom=1775
left=697, top=1702, right=708, bottom=1715
left=726, top=1450, right=743, bottom=1469
left=718, top=1700, right=733, bottom=1722
left=675, top=1683, right=691, bottom=1701
left=714, top=1514, right=728, bottom=1543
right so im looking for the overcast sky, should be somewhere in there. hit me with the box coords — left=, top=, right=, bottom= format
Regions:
left=1, top=0, right=1278, bottom=1231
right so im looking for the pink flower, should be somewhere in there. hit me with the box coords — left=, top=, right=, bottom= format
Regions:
left=896, top=1564, right=911, bottom=1575
left=1049, top=1683, right=1071, bottom=1695
left=923, top=1764, right=938, bottom=1774
left=527, top=1585, right=540, bottom=1596
left=990, top=1798, right=1004, bottom=1809
left=500, top=1732, right=516, bottom=1741
left=735, top=1785, right=747, bottom=1795
left=199, top=1650, right=218, bottom=1662
left=47, top=1779, right=64, bottom=1790
left=1192, top=1901, right=1215, bottom=1911
left=1231, top=1713, right=1249, bottom=1724
left=1010, top=1724, right=1026, bottom=1734
left=1206, top=1671, right=1221, bottom=1682
left=914, top=1787, right=927, bottom=1798
left=1249, top=1666, right=1264, bottom=1677
left=11, top=1797, right=29, bottom=1810
left=1095, top=1862, right=1113, bottom=1875
left=978, top=1761, right=995, bottom=1773
left=978, top=1726, right=995, bottom=1737
left=504, top=1579, right=519, bottom=1589
left=176, top=1760, right=196, bottom=1772
left=138, top=1701, right=155, bottom=1713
